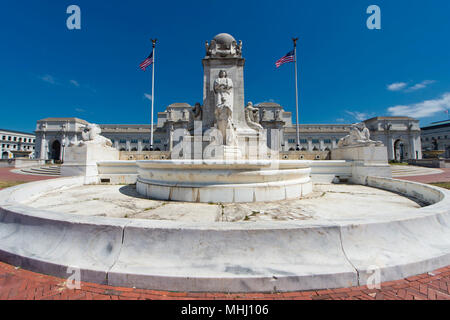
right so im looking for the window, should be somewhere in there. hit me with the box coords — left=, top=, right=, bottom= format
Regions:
left=300, top=139, right=307, bottom=144
left=143, top=139, right=150, bottom=143
left=154, top=139, right=161, bottom=144
left=13, top=137, right=17, bottom=141
left=119, top=140, right=126, bottom=144
left=8, top=136, right=11, bottom=141
left=131, top=139, right=138, bottom=144
left=2, top=136, right=5, bottom=140
left=288, top=139, right=295, bottom=143
left=324, top=139, right=331, bottom=144
left=312, top=139, right=319, bottom=144
left=111, top=139, right=115, bottom=143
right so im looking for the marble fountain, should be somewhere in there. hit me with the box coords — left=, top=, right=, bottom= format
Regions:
left=1, top=34, right=450, bottom=292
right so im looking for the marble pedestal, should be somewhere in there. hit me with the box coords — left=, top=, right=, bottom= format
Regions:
left=61, top=143, right=119, bottom=178
left=331, top=144, right=392, bottom=184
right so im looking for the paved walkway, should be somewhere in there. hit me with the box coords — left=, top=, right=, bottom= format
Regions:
left=0, top=167, right=58, bottom=183
left=1, top=167, right=450, bottom=300
left=0, top=261, right=449, bottom=300
left=396, top=168, right=450, bottom=184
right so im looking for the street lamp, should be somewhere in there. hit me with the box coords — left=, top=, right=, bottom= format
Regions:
left=62, top=142, right=66, bottom=164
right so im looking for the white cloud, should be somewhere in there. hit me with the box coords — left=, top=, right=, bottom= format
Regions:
left=75, top=107, right=86, bottom=113
left=387, top=92, right=450, bottom=118
left=345, top=111, right=374, bottom=122
left=39, top=74, right=56, bottom=85
left=387, top=82, right=407, bottom=91
left=387, top=80, right=436, bottom=92
left=405, top=80, right=436, bottom=92
left=144, top=93, right=153, bottom=101
left=70, top=80, right=80, bottom=87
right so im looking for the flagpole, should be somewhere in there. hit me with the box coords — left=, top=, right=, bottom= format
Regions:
left=293, top=37, right=300, bottom=151
left=150, top=39, right=157, bottom=150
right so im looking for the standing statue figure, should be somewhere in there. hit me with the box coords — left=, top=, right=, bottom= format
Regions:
left=192, top=102, right=203, bottom=121
left=215, top=97, right=236, bottom=146
left=245, top=102, right=263, bottom=131
left=213, top=70, right=233, bottom=111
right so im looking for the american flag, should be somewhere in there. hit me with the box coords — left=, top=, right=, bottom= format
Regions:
left=139, top=52, right=153, bottom=71
left=275, top=50, right=295, bottom=68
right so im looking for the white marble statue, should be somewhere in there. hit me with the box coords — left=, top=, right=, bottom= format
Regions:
left=245, top=102, right=263, bottom=131
left=213, top=70, right=233, bottom=111
left=192, top=102, right=203, bottom=121
left=69, top=123, right=113, bottom=147
left=337, top=122, right=382, bottom=147
left=215, top=97, right=237, bottom=146
left=206, top=35, right=242, bottom=58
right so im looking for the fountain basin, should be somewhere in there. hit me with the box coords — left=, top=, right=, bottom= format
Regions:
left=135, top=159, right=313, bottom=203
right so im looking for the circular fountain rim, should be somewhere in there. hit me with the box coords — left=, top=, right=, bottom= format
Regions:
left=135, top=159, right=312, bottom=167
left=0, top=176, right=449, bottom=292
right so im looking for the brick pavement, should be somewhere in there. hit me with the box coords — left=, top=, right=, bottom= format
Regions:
left=0, top=167, right=450, bottom=300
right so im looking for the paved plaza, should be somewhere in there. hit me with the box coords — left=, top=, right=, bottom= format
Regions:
left=1, top=166, right=449, bottom=300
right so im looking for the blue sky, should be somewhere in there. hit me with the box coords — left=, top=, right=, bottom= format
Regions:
left=1, top=0, right=450, bottom=133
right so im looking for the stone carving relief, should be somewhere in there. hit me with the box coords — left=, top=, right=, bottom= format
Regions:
left=192, top=102, right=203, bottom=121
left=69, top=123, right=113, bottom=147
left=206, top=38, right=242, bottom=58
left=213, top=70, right=233, bottom=111
left=215, top=97, right=237, bottom=146
left=245, top=102, right=263, bottom=131
left=337, top=122, right=383, bottom=148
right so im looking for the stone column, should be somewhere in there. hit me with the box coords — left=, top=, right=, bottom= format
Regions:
left=319, top=139, right=325, bottom=151
left=126, top=140, right=131, bottom=152
left=307, top=138, right=313, bottom=151
left=138, top=139, right=143, bottom=152
left=40, top=133, right=47, bottom=160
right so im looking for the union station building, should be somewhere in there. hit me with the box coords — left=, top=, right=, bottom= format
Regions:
left=33, top=102, right=422, bottom=162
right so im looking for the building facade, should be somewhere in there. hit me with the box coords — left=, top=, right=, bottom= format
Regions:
left=0, top=129, right=36, bottom=159
left=421, top=120, right=450, bottom=158
left=34, top=103, right=422, bottom=162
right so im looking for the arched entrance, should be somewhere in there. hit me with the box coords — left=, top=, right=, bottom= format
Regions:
left=1, top=151, right=9, bottom=159
left=394, top=139, right=405, bottom=162
left=51, top=140, right=61, bottom=161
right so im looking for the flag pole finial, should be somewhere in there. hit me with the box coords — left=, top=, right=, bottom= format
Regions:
left=292, top=37, right=299, bottom=47
left=151, top=39, right=157, bottom=48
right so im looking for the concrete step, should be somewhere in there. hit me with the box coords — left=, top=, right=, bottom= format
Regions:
left=18, top=166, right=61, bottom=176
left=391, top=165, right=443, bottom=177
